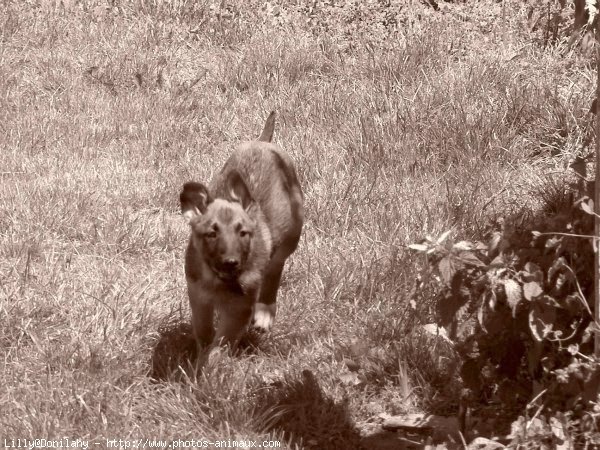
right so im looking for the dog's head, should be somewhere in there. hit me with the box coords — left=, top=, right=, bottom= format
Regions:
left=180, top=170, right=256, bottom=281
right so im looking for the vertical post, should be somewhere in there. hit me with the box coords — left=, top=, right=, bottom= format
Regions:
left=595, top=11, right=600, bottom=358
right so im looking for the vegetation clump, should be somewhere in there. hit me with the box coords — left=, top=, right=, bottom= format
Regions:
left=411, top=177, right=600, bottom=444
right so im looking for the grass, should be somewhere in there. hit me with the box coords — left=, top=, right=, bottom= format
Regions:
left=0, top=0, right=596, bottom=447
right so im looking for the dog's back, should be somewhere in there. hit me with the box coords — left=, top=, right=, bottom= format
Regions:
left=210, top=142, right=304, bottom=253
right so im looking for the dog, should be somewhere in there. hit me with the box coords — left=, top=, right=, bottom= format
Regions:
left=180, top=111, right=304, bottom=351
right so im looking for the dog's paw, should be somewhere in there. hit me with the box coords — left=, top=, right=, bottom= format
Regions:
left=206, top=345, right=228, bottom=365
left=252, top=303, right=276, bottom=332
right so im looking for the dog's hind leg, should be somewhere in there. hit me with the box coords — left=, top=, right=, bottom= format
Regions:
left=253, top=233, right=300, bottom=331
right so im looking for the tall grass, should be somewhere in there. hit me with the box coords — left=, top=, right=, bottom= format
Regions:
left=0, top=0, right=594, bottom=446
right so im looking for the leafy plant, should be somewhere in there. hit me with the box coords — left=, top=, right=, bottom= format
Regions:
left=410, top=181, right=600, bottom=442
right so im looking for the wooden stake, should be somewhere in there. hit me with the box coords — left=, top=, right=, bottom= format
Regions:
left=595, top=14, right=600, bottom=357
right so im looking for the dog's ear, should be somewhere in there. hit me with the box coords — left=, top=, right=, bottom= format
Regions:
left=258, top=111, right=276, bottom=143
left=226, top=170, right=254, bottom=211
left=180, top=182, right=211, bottom=223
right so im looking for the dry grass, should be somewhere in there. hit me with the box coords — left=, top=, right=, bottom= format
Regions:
left=0, top=0, right=595, bottom=447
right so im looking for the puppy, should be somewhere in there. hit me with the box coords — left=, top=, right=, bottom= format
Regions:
left=180, top=112, right=304, bottom=350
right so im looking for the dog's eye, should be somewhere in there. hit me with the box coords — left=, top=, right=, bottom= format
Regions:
left=240, top=230, right=251, bottom=238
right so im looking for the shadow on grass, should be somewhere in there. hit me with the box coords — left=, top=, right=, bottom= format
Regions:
left=255, top=369, right=362, bottom=450
left=149, top=320, right=198, bottom=382
left=148, top=318, right=265, bottom=382
left=359, top=430, right=422, bottom=450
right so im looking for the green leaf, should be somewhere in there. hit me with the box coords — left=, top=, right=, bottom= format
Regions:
left=529, top=296, right=557, bottom=342
left=421, top=323, right=453, bottom=344
left=563, top=293, right=585, bottom=315
left=582, top=321, right=600, bottom=344
left=452, top=241, right=473, bottom=251
left=544, top=236, right=562, bottom=250
left=455, top=316, right=477, bottom=343
left=523, top=281, right=543, bottom=300
left=581, top=198, right=595, bottom=216
left=549, top=417, right=570, bottom=450
left=567, top=344, right=579, bottom=355
left=477, top=293, right=487, bottom=332
left=457, top=251, right=486, bottom=268
left=474, top=241, right=488, bottom=251
left=587, top=0, right=599, bottom=26
left=524, top=261, right=542, bottom=275
left=509, top=416, right=528, bottom=439
left=488, top=231, right=503, bottom=254
left=489, top=254, right=504, bottom=267
left=486, top=289, right=498, bottom=310
left=503, top=279, right=522, bottom=317
left=408, top=243, right=428, bottom=252
left=436, top=229, right=452, bottom=245
left=438, top=256, right=460, bottom=284
left=548, top=256, right=567, bottom=281
left=521, top=262, right=543, bottom=283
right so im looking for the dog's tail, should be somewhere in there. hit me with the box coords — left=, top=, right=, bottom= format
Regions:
left=258, top=111, right=276, bottom=143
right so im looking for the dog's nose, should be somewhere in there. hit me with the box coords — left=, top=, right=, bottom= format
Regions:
left=222, top=258, right=240, bottom=272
